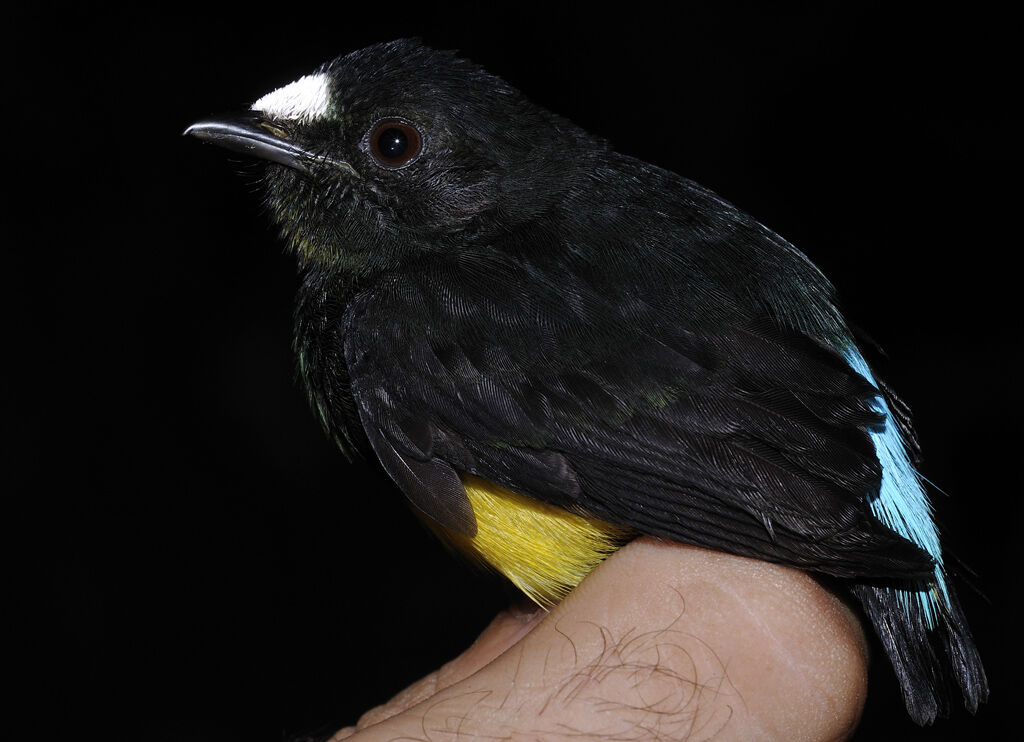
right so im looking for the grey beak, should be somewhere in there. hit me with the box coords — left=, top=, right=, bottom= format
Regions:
left=185, top=113, right=314, bottom=172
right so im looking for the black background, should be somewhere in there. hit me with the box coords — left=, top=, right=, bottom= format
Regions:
left=11, top=3, right=1018, bottom=740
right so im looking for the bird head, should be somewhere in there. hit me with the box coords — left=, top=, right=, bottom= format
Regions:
left=187, top=39, right=595, bottom=275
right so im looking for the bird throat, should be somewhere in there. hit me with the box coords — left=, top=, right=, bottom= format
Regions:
left=431, top=474, right=631, bottom=607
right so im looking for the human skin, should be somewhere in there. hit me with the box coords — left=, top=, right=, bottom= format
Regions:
left=331, top=538, right=869, bottom=742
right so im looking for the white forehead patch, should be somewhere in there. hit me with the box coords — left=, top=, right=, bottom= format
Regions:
left=251, top=72, right=331, bottom=124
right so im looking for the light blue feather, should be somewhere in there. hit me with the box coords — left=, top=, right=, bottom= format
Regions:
left=842, top=349, right=949, bottom=627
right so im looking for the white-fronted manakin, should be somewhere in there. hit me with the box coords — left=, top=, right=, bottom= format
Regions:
left=186, top=39, right=987, bottom=725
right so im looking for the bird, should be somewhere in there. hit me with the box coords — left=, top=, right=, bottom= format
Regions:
left=186, top=38, right=987, bottom=724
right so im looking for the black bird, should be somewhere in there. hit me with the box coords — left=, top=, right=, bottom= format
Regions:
left=186, top=39, right=987, bottom=724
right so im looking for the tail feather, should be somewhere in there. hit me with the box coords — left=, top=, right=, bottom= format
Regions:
left=841, top=347, right=987, bottom=722
left=852, top=578, right=988, bottom=724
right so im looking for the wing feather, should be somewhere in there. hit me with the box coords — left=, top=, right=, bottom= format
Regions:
left=343, top=256, right=934, bottom=580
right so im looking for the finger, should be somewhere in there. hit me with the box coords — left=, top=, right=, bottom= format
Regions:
left=336, top=538, right=869, bottom=741
left=331, top=603, right=546, bottom=739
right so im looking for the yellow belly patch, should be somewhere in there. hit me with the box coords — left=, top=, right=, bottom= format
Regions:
left=432, top=473, right=632, bottom=607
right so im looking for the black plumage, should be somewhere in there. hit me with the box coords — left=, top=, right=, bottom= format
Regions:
left=187, top=39, right=987, bottom=724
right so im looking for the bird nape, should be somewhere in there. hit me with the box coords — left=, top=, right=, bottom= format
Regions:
left=186, top=38, right=987, bottom=725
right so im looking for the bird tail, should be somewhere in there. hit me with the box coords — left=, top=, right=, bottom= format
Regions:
left=851, top=574, right=988, bottom=724
left=839, top=347, right=988, bottom=722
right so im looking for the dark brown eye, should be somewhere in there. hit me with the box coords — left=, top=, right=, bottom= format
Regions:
left=368, top=120, right=422, bottom=168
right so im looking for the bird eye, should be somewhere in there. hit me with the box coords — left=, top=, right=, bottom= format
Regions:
left=368, top=120, right=422, bottom=168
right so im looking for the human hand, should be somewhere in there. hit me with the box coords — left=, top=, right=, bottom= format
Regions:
left=331, top=538, right=868, bottom=741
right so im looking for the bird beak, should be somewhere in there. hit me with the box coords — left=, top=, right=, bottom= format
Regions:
left=185, top=113, right=318, bottom=173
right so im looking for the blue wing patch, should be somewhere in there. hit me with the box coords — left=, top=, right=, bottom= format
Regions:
left=842, top=349, right=950, bottom=627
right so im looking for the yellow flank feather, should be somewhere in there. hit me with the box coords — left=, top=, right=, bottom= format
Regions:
left=432, top=474, right=632, bottom=607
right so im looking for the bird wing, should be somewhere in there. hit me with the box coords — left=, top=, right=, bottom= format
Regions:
left=343, top=248, right=933, bottom=580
